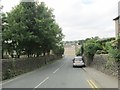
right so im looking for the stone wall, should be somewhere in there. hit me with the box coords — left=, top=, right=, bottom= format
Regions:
left=91, top=54, right=118, bottom=78
left=1, top=55, right=61, bottom=80
left=64, top=45, right=76, bottom=57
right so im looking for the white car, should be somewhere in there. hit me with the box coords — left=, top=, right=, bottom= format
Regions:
left=72, top=56, right=85, bottom=67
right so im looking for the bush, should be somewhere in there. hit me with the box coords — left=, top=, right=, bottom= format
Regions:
left=75, top=46, right=83, bottom=56
left=3, top=69, right=14, bottom=80
left=84, top=41, right=100, bottom=57
left=76, top=50, right=81, bottom=56
left=96, top=50, right=108, bottom=54
left=104, top=40, right=120, bottom=61
left=79, top=37, right=119, bottom=65
left=53, top=45, right=64, bottom=56
left=83, top=38, right=101, bottom=65
left=108, top=48, right=120, bottom=62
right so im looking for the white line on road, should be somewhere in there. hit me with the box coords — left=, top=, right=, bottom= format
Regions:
left=53, top=64, right=64, bottom=74
left=34, top=77, right=49, bottom=88
left=53, top=68, right=60, bottom=74
left=60, top=64, right=64, bottom=68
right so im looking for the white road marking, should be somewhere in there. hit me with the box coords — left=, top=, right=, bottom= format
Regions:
left=34, top=77, right=49, bottom=88
left=53, top=64, right=64, bottom=74
left=60, top=64, right=64, bottom=68
left=53, top=68, right=60, bottom=74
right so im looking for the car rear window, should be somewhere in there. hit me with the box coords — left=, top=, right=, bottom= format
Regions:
left=75, top=58, right=82, bottom=61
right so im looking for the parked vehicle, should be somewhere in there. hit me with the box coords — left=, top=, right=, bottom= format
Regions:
left=72, top=56, right=85, bottom=67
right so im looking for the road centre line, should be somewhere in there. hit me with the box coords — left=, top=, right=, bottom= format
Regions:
left=53, top=64, right=64, bottom=74
left=53, top=68, right=60, bottom=74
left=34, top=77, right=49, bottom=89
left=59, top=65, right=63, bottom=68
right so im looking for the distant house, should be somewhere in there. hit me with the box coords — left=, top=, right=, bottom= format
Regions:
left=113, top=16, right=120, bottom=39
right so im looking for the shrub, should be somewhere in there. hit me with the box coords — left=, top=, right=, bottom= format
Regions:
left=84, top=40, right=101, bottom=57
left=83, top=38, right=101, bottom=65
left=75, top=45, right=84, bottom=56
left=76, top=49, right=81, bottom=56
left=3, top=69, right=14, bottom=80
left=104, top=40, right=120, bottom=62
left=53, top=45, right=64, bottom=56
left=96, top=50, right=108, bottom=54
left=108, top=48, right=120, bottom=62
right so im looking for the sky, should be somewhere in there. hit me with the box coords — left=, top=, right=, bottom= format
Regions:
left=1, top=0, right=119, bottom=41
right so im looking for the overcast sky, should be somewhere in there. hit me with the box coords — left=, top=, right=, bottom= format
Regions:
left=1, top=0, right=119, bottom=41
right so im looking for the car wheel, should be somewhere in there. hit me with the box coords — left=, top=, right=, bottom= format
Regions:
left=83, top=65, right=86, bottom=67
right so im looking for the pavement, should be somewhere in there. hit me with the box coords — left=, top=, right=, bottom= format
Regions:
left=1, top=56, right=118, bottom=89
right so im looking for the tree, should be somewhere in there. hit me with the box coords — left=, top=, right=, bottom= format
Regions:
left=4, top=2, right=37, bottom=57
left=2, top=1, right=64, bottom=58
left=36, top=2, right=64, bottom=56
left=105, top=40, right=120, bottom=61
left=1, top=13, right=11, bottom=58
left=53, top=41, right=64, bottom=56
left=83, top=37, right=101, bottom=66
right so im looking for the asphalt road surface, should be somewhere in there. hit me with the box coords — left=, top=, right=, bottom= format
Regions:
left=1, top=56, right=118, bottom=89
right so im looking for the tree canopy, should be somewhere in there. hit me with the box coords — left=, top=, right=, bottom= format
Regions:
left=2, top=1, right=64, bottom=58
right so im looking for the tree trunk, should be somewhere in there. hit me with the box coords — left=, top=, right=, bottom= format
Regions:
left=11, top=54, right=14, bottom=58
left=37, top=53, right=39, bottom=57
left=17, top=55, right=20, bottom=58
left=28, top=53, right=30, bottom=58
left=43, top=52, right=45, bottom=56
left=47, top=51, right=50, bottom=56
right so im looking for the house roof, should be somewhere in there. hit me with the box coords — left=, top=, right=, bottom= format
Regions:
left=113, top=16, right=119, bottom=20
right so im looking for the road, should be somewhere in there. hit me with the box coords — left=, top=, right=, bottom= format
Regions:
left=2, top=56, right=118, bottom=89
